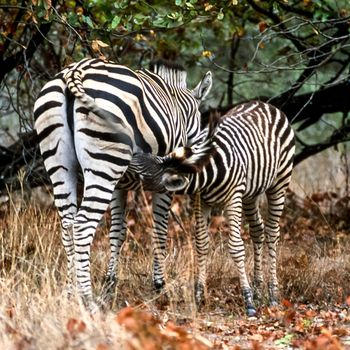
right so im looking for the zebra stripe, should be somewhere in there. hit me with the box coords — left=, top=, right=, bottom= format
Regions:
left=103, top=64, right=213, bottom=300
left=34, top=58, right=212, bottom=311
left=132, top=100, right=295, bottom=316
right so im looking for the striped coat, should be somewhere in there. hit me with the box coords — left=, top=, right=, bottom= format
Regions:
left=34, top=58, right=212, bottom=310
left=131, top=101, right=295, bottom=316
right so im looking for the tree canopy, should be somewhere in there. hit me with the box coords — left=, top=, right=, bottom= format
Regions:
left=0, top=0, right=350, bottom=190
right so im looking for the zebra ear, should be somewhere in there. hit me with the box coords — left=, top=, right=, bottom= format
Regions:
left=162, top=173, right=189, bottom=192
left=192, top=71, right=212, bottom=102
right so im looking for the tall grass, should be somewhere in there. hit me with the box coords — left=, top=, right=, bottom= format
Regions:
left=0, top=179, right=349, bottom=348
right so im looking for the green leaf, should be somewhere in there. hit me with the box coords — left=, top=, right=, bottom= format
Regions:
left=314, top=8, right=330, bottom=21
left=217, top=9, right=224, bottom=20
left=114, top=0, right=129, bottom=10
left=133, top=14, right=147, bottom=25
left=111, top=15, right=121, bottom=29
left=82, top=15, right=94, bottom=28
left=67, top=12, right=79, bottom=26
left=167, top=12, right=180, bottom=20
left=36, top=9, right=47, bottom=19
left=185, top=2, right=195, bottom=9
left=42, top=0, right=50, bottom=10
left=152, top=16, right=168, bottom=28
left=275, top=334, right=294, bottom=346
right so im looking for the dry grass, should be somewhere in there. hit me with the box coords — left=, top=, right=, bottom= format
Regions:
left=0, top=178, right=349, bottom=349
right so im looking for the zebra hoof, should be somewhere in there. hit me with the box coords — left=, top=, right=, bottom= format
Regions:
left=64, top=287, right=74, bottom=301
left=99, top=275, right=117, bottom=307
left=242, top=288, right=256, bottom=317
left=253, top=290, right=263, bottom=306
left=246, top=305, right=257, bottom=317
left=82, top=296, right=100, bottom=314
left=89, top=302, right=100, bottom=315
left=103, top=274, right=117, bottom=295
left=153, top=279, right=165, bottom=292
left=253, top=282, right=263, bottom=305
left=268, top=283, right=279, bottom=306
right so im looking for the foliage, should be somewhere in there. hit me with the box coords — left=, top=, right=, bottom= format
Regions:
left=0, top=0, right=350, bottom=184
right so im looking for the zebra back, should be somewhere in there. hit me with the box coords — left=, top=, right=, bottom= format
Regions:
left=187, top=101, right=295, bottom=203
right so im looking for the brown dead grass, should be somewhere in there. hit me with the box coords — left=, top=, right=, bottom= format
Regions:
left=0, top=182, right=349, bottom=349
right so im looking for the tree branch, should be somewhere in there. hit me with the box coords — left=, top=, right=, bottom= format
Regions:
left=246, top=0, right=307, bottom=53
left=0, top=0, right=58, bottom=83
left=294, top=123, right=350, bottom=165
left=227, top=33, right=240, bottom=106
left=1, top=0, right=26, bottom=58
left=270, top=80, right=350, bottom=128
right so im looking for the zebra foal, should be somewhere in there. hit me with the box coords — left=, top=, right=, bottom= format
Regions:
left=131, top=101, right=295, bottom=316
left=33, top=58, right=212, bottom=311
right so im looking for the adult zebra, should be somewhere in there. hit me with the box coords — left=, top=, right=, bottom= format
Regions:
left=130, top=101, right=295, bottom=316
left=34, top=58, right=212, bottom=311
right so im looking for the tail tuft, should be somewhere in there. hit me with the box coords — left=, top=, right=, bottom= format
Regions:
left=162, top=114, right=218, bottom=173
left=129, top=124, right=217, bottom=186
left=64, top=66, right=96, bottom=111
left=162, top=140, right=216, bottom=174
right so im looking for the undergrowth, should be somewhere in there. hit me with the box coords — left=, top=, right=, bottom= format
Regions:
left=0, top=184, right=349, bottom=349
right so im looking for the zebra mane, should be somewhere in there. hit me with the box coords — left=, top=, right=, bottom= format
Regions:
left=150, top=59, right=187, bottom=89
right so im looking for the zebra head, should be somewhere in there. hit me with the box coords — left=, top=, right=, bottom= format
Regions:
left=150, top=60, right=213, bottom=145
left=129, top=118, right=217, bottom=192
left=151, top=59, right=213, bottom=102
left=128, top=151, right=190, bottom=193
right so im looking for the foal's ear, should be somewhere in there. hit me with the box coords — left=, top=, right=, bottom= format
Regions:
left=192, top=71, right=212, bottom=102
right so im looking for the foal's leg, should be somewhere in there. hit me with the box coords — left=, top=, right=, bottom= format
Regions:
left=152, top=192, right=173, bottom=291
left=264, top=188, right=287, bottom=306
left=243, top=198, right=265, bottom=303
left=193, top=193, right=211, bottom=306
left=226, top=193, right=256, bottom=316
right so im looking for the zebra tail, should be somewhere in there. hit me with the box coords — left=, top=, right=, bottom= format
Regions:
left=64, top=67, right=95, bottom=109
left=130, top=127, right=216, bottom=176
left=161, top=112, right=218, bottom=173
left=162, top=138, right=215, bottom=173
left=63, top=65, right=129, bottom=132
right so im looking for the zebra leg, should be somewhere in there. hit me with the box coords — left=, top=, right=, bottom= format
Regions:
left=226, top=193, right=256, bottom=317
left=72, top=173, right=120, bottom=312
left=193, top=194, right=211, bottom=307
left=101, top=188, right=127, bottom=303
left=265, top=189, right=287, bottom=306
left=34, top=87, right=79, bottom=298
left=53, top=168, right=77, bottom=298
left=243, top=199, right=265, bottom=304
left=152, top=192, right=172, bottom=291
left=56, top=181, right=77, bottom=299
left=61, top=223, right=75, bottom=298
